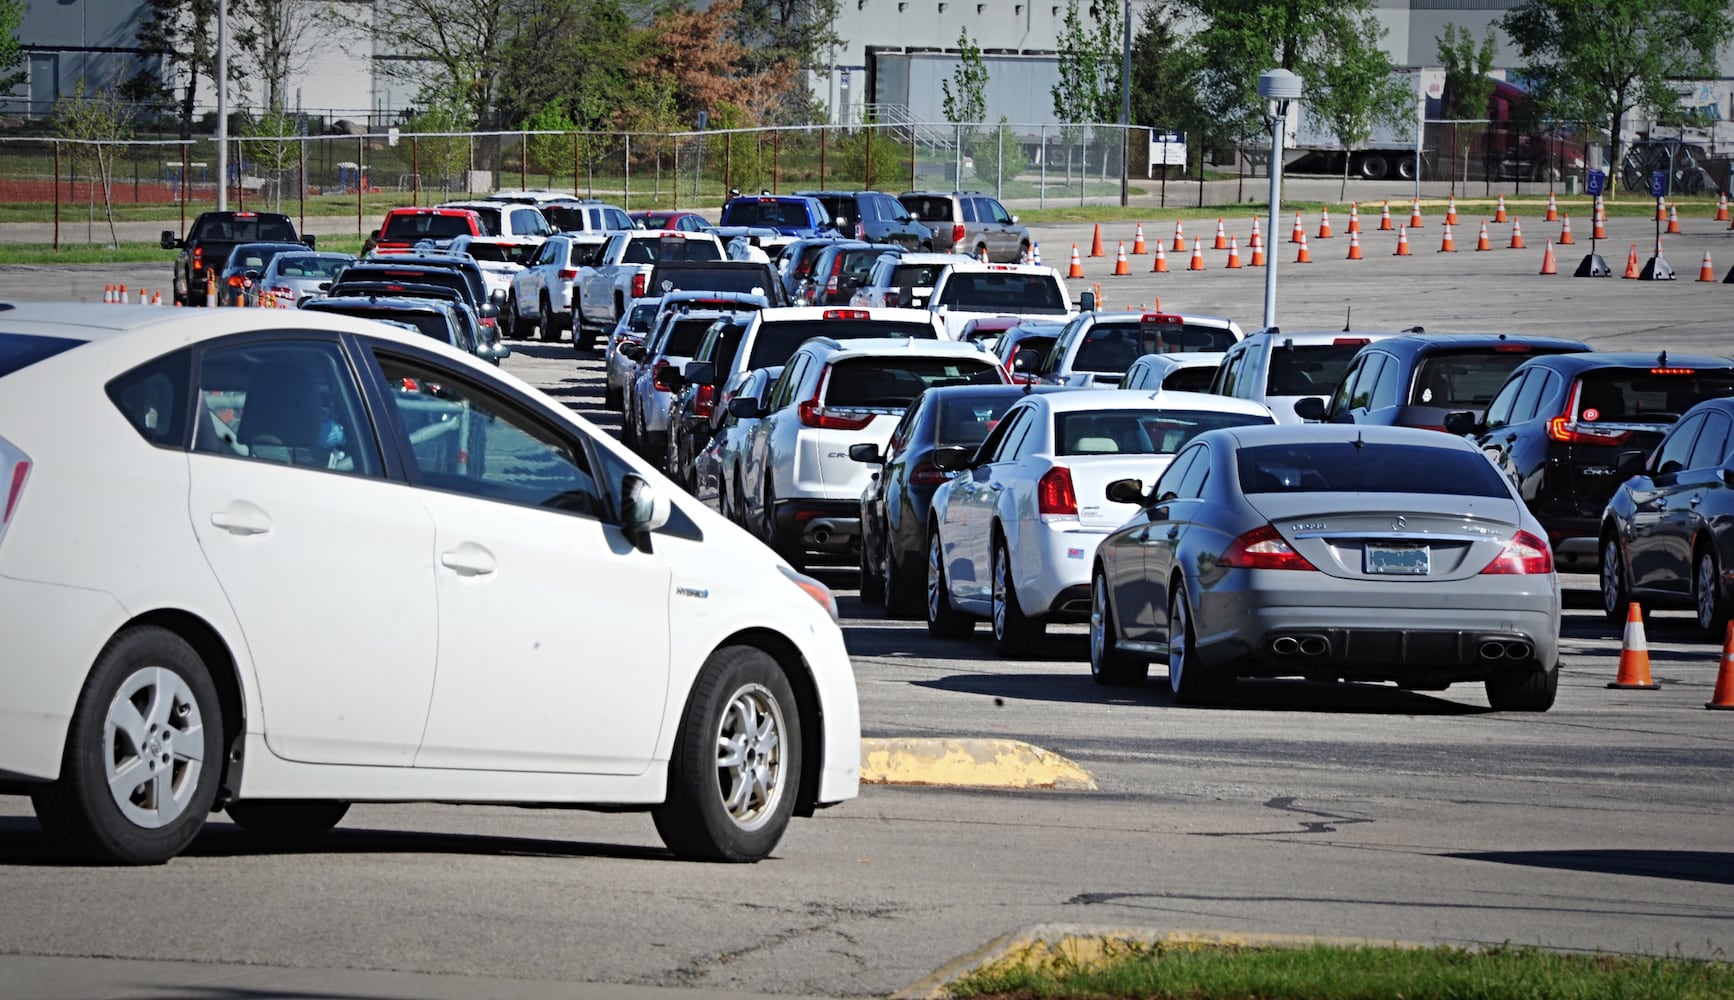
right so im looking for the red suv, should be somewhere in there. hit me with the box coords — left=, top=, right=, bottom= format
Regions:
left=365, top=208, right=485, bottom=256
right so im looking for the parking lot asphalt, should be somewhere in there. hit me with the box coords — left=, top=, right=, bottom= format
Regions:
left=1, top=230, right=1732, bottom=998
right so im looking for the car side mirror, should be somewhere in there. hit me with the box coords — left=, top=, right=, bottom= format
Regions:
left=929, top=445, right=970, bottom=472
left=1010, top=215, right=1020, bottom=224
left=369, top=229, right=381, bottom=240
left=490, top=288, right=507, bottom=305
left=727, top=396, right=765, bottom=419
left=848, top=442, right=882, bottom=464
left=1104, top=478, right=1145, bottom=505
left=159, top=229, right=179, bottom=250
left=621, top=342, right=645, bottom=361
left=683, top=361, right=716, bottom=387
left=242, top=269, right=261, bottom=280
left=302, top=235, right=317, bottom=249
left=317, top=281, right=331, bottom=291
left=1443, top=410, right=1478, bottom=436
left=620, top=473, right=670, bottom=552
left=654, top=366, right=685, bottom=392
left=1079, top=291, right=1096, bottom=312
left=1292, top=397, right=1327, bottom=422
left=1617, top=449, right=1648, bottom=478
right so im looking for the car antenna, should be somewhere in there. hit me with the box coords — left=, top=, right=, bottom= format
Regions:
left=1343, top=305, right=1351, bottom=332
left=1658, top=350, right=1668, bottom=368
left=1353, top=429, right=1365, bottom=450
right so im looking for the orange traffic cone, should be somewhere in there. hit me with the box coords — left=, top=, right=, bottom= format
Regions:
left=1545, top=191, right=1559, bottom=222
left=1113, top=241, right=1130, bottom=276
left=1698, top=250, right=1715, bottom=282
left=1655, top=197, right=1667, bottom=222
left=1068, top=243, right=1084, bottom=279
left=1445, top=195, right=1458, bottom=225
left=1248, top=217, right=1263, bottom=249
left=205, top=270, right=217, bottom=303
left=1708, top=624, right=1734, bottom=709
left=1718, top=191, right=1730, bottom=223
left=1559, top=215, right=1574, bottom=245
left=1508, top=218, right=1525, bottom=249
left=1172, top=220, right=1186, bottom=253
left=1475, top=220, right=1492, bottom=251
left=1213, top=218, right=1228, bottom=250
left=150, top=291, right=163, bottom=306
left=1250, top=240, right=1266, bottom=268
left=1188, top=238, right=1206, bottom=271
left=1667, top=202, right=1681, bottom=234
left=1289, top=212, right=1304, bottom=244
left=1438, top=223, right=1456, bottom=253
left=1346, top=229, right=1363, bottom=260
left=1539, top=239, right=1557, bottom=275
left=1151, top=241, right=1168, bottom=273
left=1317, top=207, right=1333, bottom=239
left=1408, top=198, right=1424, bottom=229
left=1225, top=236, right=1242, bottom=269
left=1593, top=196, right=1607, bottom=239
left=118, top=283, right=127, bottom=304
left=1347, top=202, right=1361, bottom=233
left=102, top=283, right=113, bottom=304
left=1131, top=222, right=1147, bottom=255
left=1294, top=231, right=1311, bottom=263
left=1378, top=200, right=1393, bottom=231
left=1494, top=194, right=1508, bottom=223
left=1608, top=602, right=1659, bottom=689
left=1393, top=226, right=1411, bottom=256
left=1089, top=224, right=1105, bottom=257
left=1623, top=244, right=1640, bottom=279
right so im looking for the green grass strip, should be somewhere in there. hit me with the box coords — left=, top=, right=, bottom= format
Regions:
left=0, top=237, right=369, bottom=265
left=952, top=942, right=1734, bottom=1000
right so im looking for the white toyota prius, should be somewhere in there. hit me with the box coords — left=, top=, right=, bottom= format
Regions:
left=0, top=303, right=859, bottom=865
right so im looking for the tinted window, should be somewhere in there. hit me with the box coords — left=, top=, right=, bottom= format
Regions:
left=381, top=213, right=475, bottom=240
left=1175, top=445, right=1211, bottom=498
left=1265, top=343, right=1365, bottom=396
left=745, top=320, right=935, bottom=370
left=934, top=392, right=1021, bottom=447
left=333, top=267, right=471, bottom=303
left=1151, top=447, right=1199, bottom=502
left=660, top=318, right=716, bottom=357
left=464, top=206, right=503, bottom=235
left=458, top=242, right=522, bottom=264
left=700, top=321, right=747, bottom=373
left=377, top=354, right=600, bottom=516
left=192, top=214, right=297, bottom=242
left=900, top=196, right=950, bottom=222
left=309, top=304, right=455, bottom=346
left=1073, top=321, right=1236, bottom=374
left=1483, top=371, right=1528, bottom=428
left=193, top=340, right=380, bottom=477
left=1689, top=412, right=1731, bottom=469
left=1238, top=442, right=1509, bottom=497
left=106, top=348, right=190, bottom=447
left=890, top=263, right=951, bottom=287
left=1056, top=409, right=1270, bottom=456
left=960, top=199, right=979, bottom=223
left=1349, top=355, right=1388, bottom=409
left=1575, top=368, right=1734, bottom=424
left=1654, top=415, right=1703, bottom=474
left=724, top=200, right=808, bottom=227
left=0, top=332, right=83, bottom=377
left=1163, top=366, right=1217, bottom=392
left=935, top=273, right=1066, bottom=314
left=1412, top=349, right=1546, bottom=409
left=274, top=254, right=349, bottom=278
left=823, top=357, right=1002, bottom=408
left=625, top=302, right=660, bottom=333
left=653, top=266, right=774, bottom=298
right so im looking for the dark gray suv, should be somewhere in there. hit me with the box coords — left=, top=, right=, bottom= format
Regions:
left=796, top=191, right=933, bottom=250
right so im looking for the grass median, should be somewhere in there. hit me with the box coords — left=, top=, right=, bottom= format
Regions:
left=950, top=941, right=1734, bottom=999
left=0, top=236, right=370, bottom=266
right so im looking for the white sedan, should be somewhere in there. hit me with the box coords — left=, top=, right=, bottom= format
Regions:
left=0, top=304, right=858, bottom=865
left=925, top=389, right=1275, bottom=655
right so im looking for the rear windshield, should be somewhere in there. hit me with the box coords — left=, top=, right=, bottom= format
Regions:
left=0, top=332, right=83, bottom=377
left=461, top=243, right=530, bottom=265
left=659, top=318, right=716, bottom=358
left=625, top=302, right=660, bottom=333
left=890, top=263, right=951, bottom=288
left=1573, top=368, right=1734, bottom=423
left=836, top=249, right=887, bottom=279
left=1074, top=321, right=1237, bottom=374
left=935, top=272, right=1068, bottom=314
left=746, top=320, right=937, bottom=370
left=191, top=214, right=296, bottom=242
left=900, top=196, right=952, bottom=222
left=724, top=200, right=817, bottom=228
left=1164, top=367, right=1217, bottom=393
left=1056, top=409, right=1271, bottom=456
left=1238, top=442, right=1510, bottom=497
left=334, top=268, right=470, bottom=301
left=654, top=266, right=774, bottom=299
left=622, top=237, right=722, bottom=264
left=274, top=255, right=349, bottom=279
left=541, top=205, right=591, bottom=230
left=1411, top=349, right=1547, bottom=408
left=315, top=306, right=452, bottom=345
left=1266, top=343, right=1365, bottom=396
left=936, top=393, right=1022, bottom=446
left=381, top=213, right=474, bottom=241
left=824, top=357, right=1002, bottom=408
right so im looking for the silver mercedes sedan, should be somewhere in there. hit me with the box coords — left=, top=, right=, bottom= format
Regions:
left=1089, top=424, right=1561, bottom=711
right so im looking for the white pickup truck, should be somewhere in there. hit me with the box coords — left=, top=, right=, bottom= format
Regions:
left=850, top=252, right=975, bottom=310
left=574, top=230, right=725, bottom=337
left=926, top=261, right=1075, bottom=340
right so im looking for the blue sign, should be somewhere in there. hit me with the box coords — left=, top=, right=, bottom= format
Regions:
left=1650, top=170, right=1668, bottom=199
left=1585, top=169, right=1605, bottom=197
left=1152, top=130, right=1184, bottom=144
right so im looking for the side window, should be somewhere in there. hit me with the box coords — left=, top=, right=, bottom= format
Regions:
left=1348, top=355, right=1385, bottom=410
left=1328, top=358, right=1363, bottom=415
left=1003, top=409, right=1041, bottom=461
left=986, top=199, right=1013, bottom=224
left=1689, top=412, right=1731, bottom=470
left=375, top=353, right=600, bottom=516
left=769, top=354, right=810, bottom=410
left=107, top=348, right=192, bottom=448
left=960, top=198, right=979, bottom=223
left=888, top=395, right=924, bottom=455
left=858, top=197, right=880, bottom=222
left=1483, top=371, right=1528, bottom=428
left=1175, top=444, right=1211, bottom=499
left=1511, top=369, right=1553, bottom=423
left=193, top=340, right=381, bottom=477
left=1655, top=414, right=1705, bottom=476
left=535, top=241, right=557, bottom=266
left=1217, top=347, right=1246, bottom=397
left=974, top=405, right=1025, bottom=462
left=1367, top=354, right=1402, bottom=411
left=1152, top=447, right=1199, bottom=503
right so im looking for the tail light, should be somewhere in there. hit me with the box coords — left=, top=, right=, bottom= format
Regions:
left=479, top=316, right=497, bottom=329
left=1217, top=525, right=1317, bottom=571
left=227, top=275, right=244, bottom=288
left=823, top=309, right=870, bottom=320
left=192, top=247, right=203, bottom=271
left=797, top=400, right=874, bottom=430
left=1037, top=466, right=1077, bottom=516
left=558, top=268, right=578, bottom=280
left=652, top=359, right=677, bottom=391
left=0, top=437, right=29, bottom=549
left=1546, top=382, right=1632, bottom=446
left=910, top=458, right=952, bottom=486
left=1479, top=530, right=1554, bottom=575
left=632, top=273, right=647, bottom=298
left=826, top=255, right=844, bottom=297
left=952, top=223, right=966, bottom=246
left=269, top=285, right=295, bottom=300
left=694, top=384, right=716, bottom=418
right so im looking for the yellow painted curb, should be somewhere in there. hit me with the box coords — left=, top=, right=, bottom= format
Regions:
left=859, top=738, right=1097, bottom=791
left=893, top=924, right=1429, bottom=999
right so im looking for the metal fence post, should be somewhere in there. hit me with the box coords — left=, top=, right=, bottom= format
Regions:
left=411, top=136, right=420, bottom=206
left=772, top=130, right=779, bottom=194
left=52, top=140, right=60, bottom=252
left=299, top=138, right=306, bottom=235
left=820, top=127, right=827, bottom=188
left=179, top=142, right=187, bottom=238
left=1081, top=128, right=1089, bottom=207
left=624, top=134, right=631, bottom=210
left=356, top=134, right=364, bottom=236
left=520, top=131, right=528, bottom=190
left=865, top=124, right=873, bottom=189
left=997, top=125, right=1003, bottom=199
left=1039, top=124, right=1046, bottom=208
left=954, top=123, right=962, bottom=191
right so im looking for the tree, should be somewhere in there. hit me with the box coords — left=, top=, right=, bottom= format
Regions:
left=233, top=0, right=322, bottom=113
left=941, top=28, right=987, bottom=149
left=1436, top=24, right=1497, bottom=183
left=349, top=0, right=530, bottom=129
left=1129, top=1, right=1202, bottom=177
left=731, top=0, right=840, bottom=122
left=1313, top=26, right=1410, bottom=197
left=1502, top=0, right=1734, bottom=196
left=123, top=0, right=221, bottom=138
left=522, top=100, right=576, bottom=186
left=54, top=79, right=132, bottom=247
left=406, top=102, right=473, bottom=192
left=0, top=0, right=26, bottom=94
left=970, top=117, right=1028, bottom=193
left=239, top=108, right=301, bottom=209
left=1050, top=0, right=1119, bottom=183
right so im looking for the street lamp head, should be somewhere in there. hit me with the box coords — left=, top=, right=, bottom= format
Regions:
left=1257, top=69, right=1304, bottom=101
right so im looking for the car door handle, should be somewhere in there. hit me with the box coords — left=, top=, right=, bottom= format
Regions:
left=986, top=483, right=1003, bottom=492
left=209, top=505, right=271, bottom=536
left=1690, top=494, right=1702, bottom=507
left=440, top=543, right=497, bottom=577
left=1654, top=496, right=1668, bottom=510
left=1167, top=527, right=1180, bottom=540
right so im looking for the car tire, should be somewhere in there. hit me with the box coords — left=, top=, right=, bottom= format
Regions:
left=763, top=474, right=805, bottom=571
left=1168, top=587, right=1225, bottom=704
left=31, top=626, right=224, bottom=865
left=652, top=645, right=801, bottom=863
left=539, top=295, right=558, bottom=343
left=604, top=382, right=624, bottom=410
left=885, top=550, right=924, bottom=619
left=500, top=296, right=519, bottom=339
left=226, top=800, right=350, bottom=836
left=925, top=529, right=975, bottom=638
left=1600, top=533, right=1633, bottom=624
left=517, top=294, right=540, bottom=340
left=1485, top=661, right=1558, bottom=712
left=1090, top=573, right=1148, bottom=686
left=991, top=538, right=1045, bottom=656
left=1694, top=544, right=1728, bottom=639
left=859, top=538, right=885, bottom=605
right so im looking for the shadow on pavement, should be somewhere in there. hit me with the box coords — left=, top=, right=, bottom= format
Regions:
left=1447, top=848, right=1734, bottom=886
left=911, top=671, right=1493, bottom=715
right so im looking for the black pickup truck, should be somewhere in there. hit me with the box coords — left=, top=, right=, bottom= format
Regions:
left=162, top=211, right=313, bottom=306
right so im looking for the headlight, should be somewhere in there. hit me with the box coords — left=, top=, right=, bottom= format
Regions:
left=779, top=564, right=838, bottom=622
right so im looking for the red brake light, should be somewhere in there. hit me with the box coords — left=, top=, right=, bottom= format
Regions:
left=909, top=458, right=951, bottom=486
left=796, top=399, right=874, bottom=430
left=1141, top=313, right=1181, bottom=323
left=192, top=248, right=203, bottom=268
left=1037, top=466, right=1078, bottom=516
left=227, top=276, right=244, bottom=287
left=823, top=309, right=870, bottom=320
left=3, top=458, right=28, bottom=523
left=1493, top=344, right=1532, bottom=353
left=952, top=223, right=966, bottom=245
left=1217, top=525, right=1317, bottom=571
left=557, top=268, right=577, bottom=280
left=1547, top=381, right=1632, bottom=446
left=1479, top=530, right=1554, bottom=575
left=695, top=384, right=716, bottom=418
left=1333, top=337, right=1370, bottom=346
left=1651, top=367, right=1695, bottom=375
left=632, top=273, right=647, bottom=298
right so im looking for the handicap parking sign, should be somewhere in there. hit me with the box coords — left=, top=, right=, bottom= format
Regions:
left=1585, top=169, right=1605, bottom=197
left=1650, top=170, right=1668, bottom=199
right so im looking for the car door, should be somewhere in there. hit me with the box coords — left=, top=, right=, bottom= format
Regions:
left=1107, top=447, right=1198, bottom=642
left=367, top=347, right=673, bottom=774
left=1144, top=443, right=1213, bottom=649
left=940, top=406, right=1025, bottom=609
left=981, top=199, right=1016, bottom=259
left=743, top=355, right=809, bottom=525
left=965, top=407, right=1036, bottom=609
left=1676, top=411, right=1733, bottom=583
left=1632, top=412, right=1708, bottom=595
left=514, top=241, right=552, bottom=316
left=186, top=335, right=439, bottom=767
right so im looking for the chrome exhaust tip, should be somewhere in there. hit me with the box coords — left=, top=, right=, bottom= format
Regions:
left=1504, top=641, right=1532, bottom=660
left=1479, top=641, right=1506, bottom=660
left=1271, top=636, right=1300, bottom=655
left=1298, top=636, right=1328, bottom=657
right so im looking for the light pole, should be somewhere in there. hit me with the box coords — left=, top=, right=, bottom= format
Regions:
left=216, top=0, right=228, bottom=211
left=1118, top=0, right=1131, bottom=207
left=1258, top=68, right=1302, bottom=331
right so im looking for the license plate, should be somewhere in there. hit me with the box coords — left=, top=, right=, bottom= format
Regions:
left=1366, top=544, right=1429, bottom=575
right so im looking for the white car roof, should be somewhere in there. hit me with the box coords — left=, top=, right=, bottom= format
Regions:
left=1085, top=311, right=1239, bottom=330
left=1243, top=329, right=1408, bottom=347
left=1030, top=387, right=1274, bottom=418
left=0, top=303, right=481, bottom=359
left=941, top=261, right=1062, bottom=278
left=890, top=253, right=976, bottom=266
left=817, top=338, right=998, bottom=362
left=757, top=306, right=937, bottom=324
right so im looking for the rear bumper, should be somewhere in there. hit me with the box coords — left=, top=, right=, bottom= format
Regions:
left=0, top=575, right=129, bottom=782
left=1018, top=522, right=1109, bottom=620
left=774, top=500, right=860, bottom=553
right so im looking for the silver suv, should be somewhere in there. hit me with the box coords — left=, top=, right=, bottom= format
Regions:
left=897, top=191, right=1030, bottom=262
